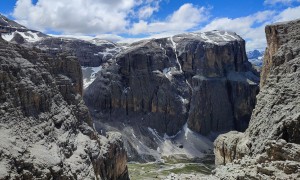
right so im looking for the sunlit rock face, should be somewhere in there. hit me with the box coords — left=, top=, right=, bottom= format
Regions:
left=212, top=19, right=300, bottom=179
left=0, top=36, right=129, bottom=180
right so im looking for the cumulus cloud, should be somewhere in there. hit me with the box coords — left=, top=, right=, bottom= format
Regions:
left=12, top=0, right=300, bottom=51
left=13, top=0, right=136, bottom=34
left=201, top=11, right=274, bottom=50
left=201, top=6, right=300, bottom=51
left=264, top=0, right=300, bottom=5
left=13, top=0, right=166, bottom=34
left=50, top=34, right=125, bottom=43
left=130, top=3, right=209, bottom=34
left=273, top=6, right=300, bottom=22
left=138, top=1, right=161, bottom=19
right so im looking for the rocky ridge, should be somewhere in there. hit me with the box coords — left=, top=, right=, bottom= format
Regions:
left=84, top=30, right=259, bottom=161
left=0, top=14, right=121, bottom=67
left=213, top=19, right=300, bottom=179
left=0, top=35, right=129, bottom=179
left=33, top=38, right=122, bottom=67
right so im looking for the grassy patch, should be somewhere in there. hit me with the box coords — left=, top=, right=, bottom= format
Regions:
left=168, top=163, right=213, bottom=175
left=128, top=162, right=214, bottom=180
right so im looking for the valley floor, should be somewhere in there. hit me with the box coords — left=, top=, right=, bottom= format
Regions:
left=128, top=161, right=215, bottom=180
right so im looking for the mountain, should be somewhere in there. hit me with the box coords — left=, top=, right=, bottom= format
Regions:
left=33, top=37, right=122, bottom=67
left=0, top=24, right=129, bottom=179
left=0, top=14, right=121, bottom=69
left=0, top=14, right=124, bottom=93
left=247, top=49, right=264, bottom=59
left=0, top=14, right=26, bottom=30
left=84, top=30, right=259, bottom=162
left=247, top=49, right=264, bottom=67
left=0, top=14, right=48, bottom=43
left=213, top=19, right=300, bottom=179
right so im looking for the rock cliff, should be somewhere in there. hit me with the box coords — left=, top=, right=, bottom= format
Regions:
left=85, top=31, right=259, bottom=136
left=0, top=36, right=129, bottom=179
left=213, top=19, right=300, bottom=179
left=84, top=31, right=259, bottom=161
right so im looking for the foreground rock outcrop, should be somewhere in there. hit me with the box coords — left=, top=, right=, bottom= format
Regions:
left=0, top=36, right=129, bottom=179
left=213, top=19, right=300, bottom=179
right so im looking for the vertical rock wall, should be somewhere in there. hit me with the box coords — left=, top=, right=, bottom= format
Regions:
left=84, top=31, right=259, bottom=137
left=212, top=19, right=300, bottom=180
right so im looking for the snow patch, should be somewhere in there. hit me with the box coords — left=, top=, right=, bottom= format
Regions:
left=1, top=17, right=8, bottom=23
left=148, top=127, right=164, bottom=143
left=82, top=66, right=102, bottom=89
left=170, top=36, right=183, bottom=72
left=1, top=31, right=43, bottom=42
left=146, top=124, right=213, bottom=160
left=1, top=33, right=14, bottom=41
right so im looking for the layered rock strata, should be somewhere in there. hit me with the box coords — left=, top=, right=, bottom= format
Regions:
left=84, top=31, right=259, bottom=137
left=0, top=36, right=129, bottom=179
left=213, top=19, right=300, bottom=179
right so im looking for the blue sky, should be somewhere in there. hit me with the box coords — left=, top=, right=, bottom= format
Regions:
left=1, top=0, right=300, bottom=50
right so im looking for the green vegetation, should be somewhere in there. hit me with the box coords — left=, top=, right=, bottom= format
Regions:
left=128, top=161, right=214, bottom=180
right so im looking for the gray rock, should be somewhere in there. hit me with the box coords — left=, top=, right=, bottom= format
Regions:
left=212, top=18, right=300, bottom=180
left=0, top=37, right=129, bottom=179
left=85, top=31, right=259, bottom=136
left=84, top=31, right=259, bottom=161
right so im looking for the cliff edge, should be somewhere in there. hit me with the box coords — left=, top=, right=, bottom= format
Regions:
left=213, top=19, right=300, bottom=179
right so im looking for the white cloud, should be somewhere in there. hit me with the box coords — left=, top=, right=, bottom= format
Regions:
left=13, top=0, right=166, bottom=34
left=273, top=6, right=300, bottom=22
left=138, top=1, right=161, bottom=19
left=11, top=0, right=300, bottom=52
left=264, top=0, right=300, bottom=5
left=13, top=0, right=137, bottom=34
left=201, top=11, right=274, bottom=50
left=130, top=3, right=209, bottom=34
left=201, top=6, right=300, bottom=51
left=49, top=33, right=125, bottom=43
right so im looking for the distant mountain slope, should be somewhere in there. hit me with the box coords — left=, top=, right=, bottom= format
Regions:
left=0, top=14, right=123, bottom=89
left=0, top=14, right=26, bottom=29
left=0, top=14, right=48, bottom=42
left=247, top=49, right=264, bottom=67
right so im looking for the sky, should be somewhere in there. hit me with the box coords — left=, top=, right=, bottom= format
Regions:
left=0, top=0, right=300, bottom=51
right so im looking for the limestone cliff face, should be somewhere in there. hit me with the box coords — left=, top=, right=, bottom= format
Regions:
left=213, top=19, right=300, bottom=179
left=261, top=19, right=300, bottom=87
left=0, top=36, right=129, bottom=179
left=84, top=31, right=259, bottom=137
left=180, top=35, right=259, bottom=134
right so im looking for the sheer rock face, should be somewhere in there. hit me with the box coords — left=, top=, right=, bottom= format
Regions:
left=261, top=19, right=300, bottom=87
left=213, top=19, right=300, bottom=179
left=0, top=37, right=129, bottom=180
left=84, top=31, right=259, bottom=137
